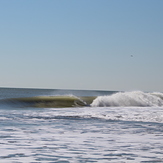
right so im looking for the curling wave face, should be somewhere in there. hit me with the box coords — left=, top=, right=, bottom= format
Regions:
left=0, top=96, right=96, bottom=108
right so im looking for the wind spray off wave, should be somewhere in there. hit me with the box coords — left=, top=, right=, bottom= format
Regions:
left=91, top=91, right=163, bottom=107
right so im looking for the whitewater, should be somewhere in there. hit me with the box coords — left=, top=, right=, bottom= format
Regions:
left=0, top=88, right=163, bottom=162
left=91, top=91, right=163, bottom=107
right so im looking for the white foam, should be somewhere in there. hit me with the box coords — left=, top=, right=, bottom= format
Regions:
left=151, top=92, right=163, bottom=100
left=91, top=91, right=163, bottom=107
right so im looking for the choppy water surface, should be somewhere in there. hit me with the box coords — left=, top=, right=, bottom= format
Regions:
left=0, top=88, right=163, bottom=162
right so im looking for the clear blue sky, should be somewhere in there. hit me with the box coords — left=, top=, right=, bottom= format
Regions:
left=0, top=0, right=163, bottom=92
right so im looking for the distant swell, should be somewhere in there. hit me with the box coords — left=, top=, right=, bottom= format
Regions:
left=91, top=91, right=163, bottom=107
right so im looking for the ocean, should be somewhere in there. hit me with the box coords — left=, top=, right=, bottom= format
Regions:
left=0, top=88, right=163, bottom=163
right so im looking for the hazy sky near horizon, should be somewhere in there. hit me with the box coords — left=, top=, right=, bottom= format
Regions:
left=0, top=0, right=163, bottom=92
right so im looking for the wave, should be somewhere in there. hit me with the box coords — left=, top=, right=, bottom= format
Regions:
left=0, top=91, right=163, bottom=108
left=0, top=95, right=96, bottom=108
left=91, top=91, right=163, bottom=107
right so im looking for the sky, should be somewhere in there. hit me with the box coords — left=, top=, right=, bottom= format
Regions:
left=0, top=0, right=163, bottom=92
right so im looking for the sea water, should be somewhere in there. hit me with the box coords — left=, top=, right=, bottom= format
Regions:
left=0, top=88, right=163, bottom=163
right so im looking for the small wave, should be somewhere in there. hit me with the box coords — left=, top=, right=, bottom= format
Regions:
left=91, top=91, right=163, bottom=107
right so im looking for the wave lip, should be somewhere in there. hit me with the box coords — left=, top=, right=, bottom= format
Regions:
left=91, top=91, right=163, bottom=107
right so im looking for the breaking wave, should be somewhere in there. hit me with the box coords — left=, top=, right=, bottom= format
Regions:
left=91, top=91, right=163, bottom=107
left=1, top=91, right=163, bottom=108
